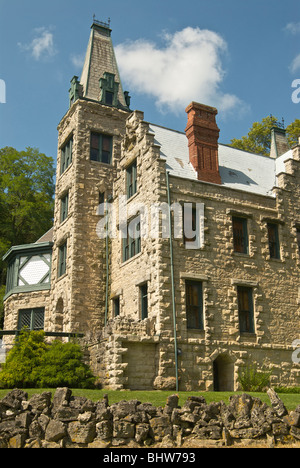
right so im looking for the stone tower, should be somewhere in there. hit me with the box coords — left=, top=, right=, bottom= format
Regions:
left=47, top=20, right=131, bottom=335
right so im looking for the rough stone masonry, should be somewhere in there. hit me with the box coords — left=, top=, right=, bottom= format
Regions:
left=2, top=21, right=300, bottom=393
left=0, top=387, right=299, bottom=448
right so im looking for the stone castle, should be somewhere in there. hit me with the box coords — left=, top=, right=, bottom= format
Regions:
left=2, top=20, right=300, bottom=391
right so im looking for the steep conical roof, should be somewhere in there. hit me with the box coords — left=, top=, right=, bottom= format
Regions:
left=80, top=20, right=128, bottom=108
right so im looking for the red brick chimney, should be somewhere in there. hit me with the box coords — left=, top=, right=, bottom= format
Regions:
left=185, top=102, right=221, bottom=184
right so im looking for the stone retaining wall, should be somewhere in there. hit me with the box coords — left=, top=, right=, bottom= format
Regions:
left=0, top=387, right=299, bottom=448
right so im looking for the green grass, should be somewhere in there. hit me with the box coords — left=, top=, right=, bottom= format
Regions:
left=0, top=388, right=299, bottom=411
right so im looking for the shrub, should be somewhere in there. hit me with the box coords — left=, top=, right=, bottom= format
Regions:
left=237, top=364, right=272, bottom=392
left=0, top=330, right=47, bottom=388
left=274, top=386, right=300, bottom=394
left=0, top=330, right=95, bottom=389
left=32, top=340, right=95, bottom=389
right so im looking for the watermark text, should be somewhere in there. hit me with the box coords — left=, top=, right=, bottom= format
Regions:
left=0, top=79, right=6, bottom=103
left=96, top=197, right=205, bottom=249
left=292, top=339, right=300, bottom=364
left=291, top=79, right=300, bottom=103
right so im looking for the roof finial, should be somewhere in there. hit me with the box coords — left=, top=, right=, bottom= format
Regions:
left=275, top=117, right=285, bottom=130
left=92, top=16, right=111, bottom=29
left=270, top=114, right=285, bottom=130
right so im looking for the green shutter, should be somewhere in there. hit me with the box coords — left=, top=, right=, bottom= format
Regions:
left=60, top=192, right=69, bottom=223
left=60, top=137, right=73, bottom=174
left=58, top=242, right=67, bottom=277
left=126, top=160, right=137, bottom=198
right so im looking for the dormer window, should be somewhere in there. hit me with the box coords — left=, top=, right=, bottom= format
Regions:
left=99, top=72, right=119, bottom=107
left=105, top=91, right=114, bottom=105
left=68, top=76, right=83, bottom=108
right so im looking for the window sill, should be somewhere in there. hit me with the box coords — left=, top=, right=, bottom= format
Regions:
left=59, top=163, right=73, bottom=179
left=233, top=252, right=250, bottom=258
left=121, top=251, right=142, bottom=267
left=239, top=332, right=257, bottom=342
left=59, top=214, right=71, bottom=227
left=126, top=191, right=139, bottom=203
left=90, top=159, right=112, bottom=167
left=56, top=272, right=68, bottom=282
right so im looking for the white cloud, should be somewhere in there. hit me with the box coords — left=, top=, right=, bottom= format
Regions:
left=18, top=27, right=57, bottom=61
left=115, top=27, right=245, bottom=115
left=285, top=22, right=300, bottom=73
left=285, top=22, right=300, bottom=34
left=70, top=52, right=85, bottom=69
left=290, top=53, right=300, bottom=73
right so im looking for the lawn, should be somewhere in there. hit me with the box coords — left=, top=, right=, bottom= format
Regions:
left=0, top=388, right=299, bottom=411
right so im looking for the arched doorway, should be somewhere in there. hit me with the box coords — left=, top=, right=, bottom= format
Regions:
left=213, top=353, right=234, bottom=391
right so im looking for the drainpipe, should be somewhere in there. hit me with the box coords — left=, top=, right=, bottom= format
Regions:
left=104, top=195, right=112, bottom=326
left=166, top=171, right=179, bottom=391
left=104, top=225, right=109, bottom=326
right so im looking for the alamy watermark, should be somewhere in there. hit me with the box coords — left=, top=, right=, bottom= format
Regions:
left=291, top=79, right=300, bottom=103
left=0, top=339, right=6, bottom=363
left=0, top=79, right=6, bottom=104
left=96, top=197, right=205, bottom=249
left=292, top=339, right=300, bottom=364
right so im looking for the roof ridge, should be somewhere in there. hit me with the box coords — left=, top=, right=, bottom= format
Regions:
left=149, top=122, right=185, bottom=135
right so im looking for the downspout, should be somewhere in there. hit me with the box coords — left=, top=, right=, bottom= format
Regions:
left=104, top=196, right=111, bottom=326
left=104, top=226, right=109, bottom=326
left=166, top=171, right=179, bottom=391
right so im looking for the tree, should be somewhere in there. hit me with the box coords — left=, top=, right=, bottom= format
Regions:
left=0, top=147, right=55, bottom=326
left=230, top=116, right=300, bottom=156
left=286, top=119, right=300, bottom=147
left=0, top=146, right=55, bottom=249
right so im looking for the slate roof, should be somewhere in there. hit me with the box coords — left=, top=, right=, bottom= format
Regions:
left=80, top=22, right=127, bottom=107
left=149, top=123, right=292, bottom=198
left=35, top=227, right=54, bottom=243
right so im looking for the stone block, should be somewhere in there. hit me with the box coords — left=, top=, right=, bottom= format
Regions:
left=113, top=420, right=135, bottom=439
left=67, top=421, right=96, bottom=444
left=45, top=420, right=67, bottom=442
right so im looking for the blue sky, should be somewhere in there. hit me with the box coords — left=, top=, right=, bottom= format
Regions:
left=0, top=0, right=299, bottom=163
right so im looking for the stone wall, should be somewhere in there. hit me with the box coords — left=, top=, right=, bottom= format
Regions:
left=0, top=387, right=299, bottom=448
left=3, top=290, right=51, bottom=346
